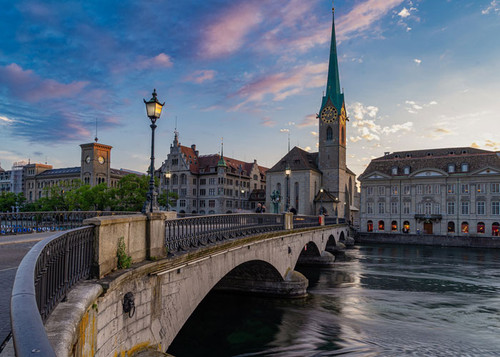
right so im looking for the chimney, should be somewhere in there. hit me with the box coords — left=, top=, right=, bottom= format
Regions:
left=191, top=144, right=196, bottom=151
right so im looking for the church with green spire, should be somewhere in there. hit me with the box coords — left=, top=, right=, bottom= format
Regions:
left=266, top=6, right=358, bottom=222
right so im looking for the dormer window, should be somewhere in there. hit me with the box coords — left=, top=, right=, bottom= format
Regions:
left=461, top=163, right=469, bottom=172
left=448, top=164, right=455, bottom=173
left=404, top=166, right=410, bottom=175
left=391, top=167, right=398, bottom=175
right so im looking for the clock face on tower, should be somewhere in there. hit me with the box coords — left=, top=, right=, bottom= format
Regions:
left=321, top=105, right=337, bottom=124
left=98, top=156, right=105, bottom=164
left=85, top=156, right=91, bottom=164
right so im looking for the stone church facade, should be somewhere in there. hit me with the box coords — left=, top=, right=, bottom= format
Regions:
left=266, top=7, right=358, bottom=223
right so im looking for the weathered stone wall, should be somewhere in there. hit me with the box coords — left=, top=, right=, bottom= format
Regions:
left=358, top=232, right=500, bottom=248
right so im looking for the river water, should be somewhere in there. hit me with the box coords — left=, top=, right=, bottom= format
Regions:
left=168, top=244, right=500, bottom=356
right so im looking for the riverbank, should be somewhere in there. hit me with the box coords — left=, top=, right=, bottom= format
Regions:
left=357, top=232, right=500, bottom=249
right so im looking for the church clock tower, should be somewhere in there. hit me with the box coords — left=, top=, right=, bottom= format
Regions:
left=318, top=5, right=347, bottom=201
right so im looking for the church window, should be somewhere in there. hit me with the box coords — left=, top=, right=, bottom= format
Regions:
left=326, top=126, right=333, bottom=141
left=277, top=183, right=281, bottom=194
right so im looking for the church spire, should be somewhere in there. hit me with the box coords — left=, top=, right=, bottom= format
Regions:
left=323, top=4, right=343, bottom=109
left=217, top=137, right=227, bottom=167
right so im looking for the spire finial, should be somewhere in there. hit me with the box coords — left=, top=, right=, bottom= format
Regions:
left=94, top=118, right=98, bottom=142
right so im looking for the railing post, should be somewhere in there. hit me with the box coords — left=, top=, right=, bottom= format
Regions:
left=284, top=212, right=293, bottom=230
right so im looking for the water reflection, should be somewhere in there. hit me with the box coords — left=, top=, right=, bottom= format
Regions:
left=167, top=244, right=500, bottom=357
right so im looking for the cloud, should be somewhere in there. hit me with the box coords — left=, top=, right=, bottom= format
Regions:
left=310, top=131, right=318, bottom=137
left=414, top=58, right=422, bottom=65
left=201, top=2, right=262, bottom=58
left=336, top=0, right=404, bottom=41
left=0, top=115, right=14, bottom=124
left=482, top=1, right=500, bottom=15
left=471, top=142, right=480, bottom=149
left=297, top=114, right=317, bottom=128
left=184, top=70, right=216, bottom=84
left=398, top=8, right=411, bottom=18
left=0, top=63, right=88, bottom=102
left=233, top=62, right=327, bottom=110
left=404, top=99, right=437, bottom=113
left=349, top=102, right=413, bottom=142
left=137, top=53, right=173, bottom=69
left=280, top=128, right=289, bottom=133
left=261, top=117, right=276, bottom=127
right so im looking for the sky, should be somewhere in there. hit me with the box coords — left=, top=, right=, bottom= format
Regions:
left=1, top=0, right=499, bottom=178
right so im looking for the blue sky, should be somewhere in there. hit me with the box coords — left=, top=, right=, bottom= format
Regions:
left=1, top=0, right=499, bottom=177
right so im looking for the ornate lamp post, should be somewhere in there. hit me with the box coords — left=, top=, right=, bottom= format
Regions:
left=165, top=171, right=171, bottom=211
left=143, top=89, right=165, bottom=213
left=285, top=164, right=291, bottom=212
left=240, top=189, right=245, bottom=211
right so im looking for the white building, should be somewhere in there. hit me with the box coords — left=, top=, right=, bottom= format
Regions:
left=358, top=147, right=500, bottom=237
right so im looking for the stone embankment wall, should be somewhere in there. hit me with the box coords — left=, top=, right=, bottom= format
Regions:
left=358, top=233, right=500, bottom=249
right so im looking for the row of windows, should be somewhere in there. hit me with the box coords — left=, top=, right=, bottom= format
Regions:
left=169, top=175, right=255, bottom=188
left=367, top=201, right=500, bottom=215
left=367, top=220, right=500, bottom=236
left=178, top=199, right=251, bottom=209
left=367, top=183, right=500, bottom=196
left=391, top=163, right=469, bottom=176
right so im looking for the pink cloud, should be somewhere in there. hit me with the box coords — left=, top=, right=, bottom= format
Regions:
left=261, top=117, right=276, bottom=127
left=138, top=53, right=173, bottom=69
left=337, top=0, right=404, bottom=41
left=297, top=114, right=317, bottom=128
left=233, top=62, right=327, bottom=110
left=201, top=2, right=262, bottom=58
left=184, top=70, right=216, bottom=84
left=0, top=63, right=88, bottom=102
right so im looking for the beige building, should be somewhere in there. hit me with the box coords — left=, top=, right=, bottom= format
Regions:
left=266, top=8, right=358, bottom=222
left=358, top=147, right=500, bottom=237
left=24, top=142, right=133, bottom=203
left=159, top=132, right=267, bottom=214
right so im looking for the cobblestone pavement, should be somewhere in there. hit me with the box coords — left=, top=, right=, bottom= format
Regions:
left=0, top=232, right=54, bottom=352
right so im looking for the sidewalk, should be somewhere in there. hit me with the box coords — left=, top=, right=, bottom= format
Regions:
left=0, top=231, right=56, bottom=246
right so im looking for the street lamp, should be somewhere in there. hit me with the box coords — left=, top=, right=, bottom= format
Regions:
left=241, top=189, right=245, bottom=211
left=319, top=187, right=324, bottom=215
left=285, top=164, right=291, bottom=212
left=165, top=171, right=171, bottom=211
left=143, top=89, right=165, bottom=213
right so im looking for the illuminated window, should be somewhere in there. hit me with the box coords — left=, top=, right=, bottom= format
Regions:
left=461, top=222, right=469, bottom=233
left=391, top=221, right=398, bottom=231
left=367, top=220, right=373, bottom=232
left=378, top=220, right=385, bottom=231
left=477, top=222, right=485, bottom=234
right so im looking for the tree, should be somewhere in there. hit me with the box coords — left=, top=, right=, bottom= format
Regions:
left=108, top=174, right=150, bottom=211
left=0, top=192, right=25, bottom=212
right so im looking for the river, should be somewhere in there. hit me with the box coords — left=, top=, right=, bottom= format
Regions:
left=167, top=244, right=500, bottom=356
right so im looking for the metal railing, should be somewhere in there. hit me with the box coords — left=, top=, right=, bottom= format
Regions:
left=325, top=216, right=345, bottom=225
left=0, top=211, right=137, bottom=235
left=165, top=213, right=284, bottom=253
left=293, top=215, right=321, bottom=228
left=10, top=226, right=94, bottom=357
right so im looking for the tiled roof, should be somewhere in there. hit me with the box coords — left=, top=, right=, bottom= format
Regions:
left=359, top=147, right=500, bottom=179
left=178, top=145, right=268, bottom=178
left=37, top=167, right=81, bottom=176
left=267, top=146, right=320, bottom=173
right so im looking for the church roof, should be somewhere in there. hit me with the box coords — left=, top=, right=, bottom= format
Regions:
left=267, top=146, right=320, bottom=173
left=359, top=147, right=500, bottom=180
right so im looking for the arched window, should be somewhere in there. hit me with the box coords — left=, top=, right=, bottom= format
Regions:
left=448, top=221, right=455, bottom=233
left=277, top=183, right=281, bottom=194
left=492, top=222, right=500, bottom=236
left=378, top=220, right=385, bottom=231
left=461, top=222, right=469, bottom=233
left=391, top=221, right=398, bottom=231
left=294, top=182, right=299, bottom=211
left=402, top=221, right=410, bottom=233
left=367, top=220, right=373, bottom=232
left=180, top=174, right=187, bottom=185
left=477, top=222, right=485, bottom=234
left=172, top=174, right=178, bottom=185
left=326, top=126, right=333, bottom=141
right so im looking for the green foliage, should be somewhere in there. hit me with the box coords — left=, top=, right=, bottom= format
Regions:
left=158, top=191, right=179, bottom=209
left=0, top=192, right=25, bottom=212
left=117, top=236, right=132, bottom=269
left=0, top=174, right=160, bottom=212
